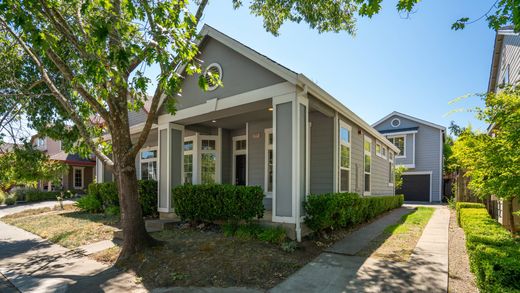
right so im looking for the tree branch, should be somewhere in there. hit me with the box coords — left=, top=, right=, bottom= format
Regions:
left=0, top=17, right=114, bottom=167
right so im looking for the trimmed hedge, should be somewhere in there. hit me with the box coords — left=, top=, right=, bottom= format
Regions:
left=171, top=184, right=265, bottom=223
left=80, top=180, right=158, bottom=216
left=14, top=188, right=73, bottom=203
left=455, top=202, right=485, bottom=225
left=458, top=205, right=520, bottom=292
left=304, top=193, right=404, bottom=232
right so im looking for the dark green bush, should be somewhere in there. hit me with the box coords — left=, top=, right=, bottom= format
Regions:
left=171, top=184, right=264, bottom=223
left=459, top=207, right=520, bottom=292
left=304, top=193, right=404, bottom=232
left=83, top=180, right=158, bottom=216
left=105, top=205, right=120, bottom=216
left=138, top=180, right=158, bottom=217
left=456, top=202, right=485, bottom=225
left=76, top=194, right=103, bottom=213
left=4, top=194, right=16, bottom=205
left=14, top=188, right=62, bottom=202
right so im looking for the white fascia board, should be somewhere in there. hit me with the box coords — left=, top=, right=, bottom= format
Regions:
left=373, top=111, right=446, bottom=131
left=384, top=130, right=418, bottom=136
left=297, top=74, right=400, bottom=154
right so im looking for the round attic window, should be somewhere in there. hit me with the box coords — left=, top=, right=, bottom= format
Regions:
left=391, top=118, right=401, bottom=128
left=204, top=63, right=222, bottom=91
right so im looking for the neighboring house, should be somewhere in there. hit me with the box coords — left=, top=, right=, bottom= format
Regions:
left=96, top=24, right=399, bottom=238
left=31, top=135, right=95, bottom=192
left=486, top=26, right=520, bottom=230
left=373, top=112, right=445, bottom=202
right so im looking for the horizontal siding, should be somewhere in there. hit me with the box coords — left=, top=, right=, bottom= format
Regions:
left=247, top=120, right=272, bottom=190
left=497, top=35, right=520, bottom=87
left=310, top=112, right=334, bottom=194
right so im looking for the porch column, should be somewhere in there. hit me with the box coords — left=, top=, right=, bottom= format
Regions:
left=95, top=157, right=103, bottom=183
left=158, top=123, right=184, bottom=213
left=272, top=92, right=309, bottom=234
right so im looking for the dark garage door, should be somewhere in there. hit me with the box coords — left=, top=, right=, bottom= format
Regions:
left=397, top=174, right=430, bottom=202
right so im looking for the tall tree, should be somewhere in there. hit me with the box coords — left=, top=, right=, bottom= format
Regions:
left=452, top=87, right=520, bottom=232
left=0, top=0, right=518, bottom=259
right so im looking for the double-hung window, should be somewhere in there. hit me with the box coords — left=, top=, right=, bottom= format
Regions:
left=183, top=139, right=194, bottom=184
left=339, top=121, right=351, bottom=192
left=388, top=151, right=394, bottom=186
left=375, top=142, right=382, bottom=157
left=140, top=148, right=157, bottom=180
left=388, top=136, right=405, bottom=157
left=73, top=167, right=83, bottom=189
left=364, top=136, right=372, bottom=195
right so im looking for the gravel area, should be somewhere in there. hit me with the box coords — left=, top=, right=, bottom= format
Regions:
left=448, top=209, right=478, bottom=293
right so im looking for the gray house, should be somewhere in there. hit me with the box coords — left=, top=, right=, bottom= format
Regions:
left=373, top=112, right=445, bottom=202
left=96, top=25, right=399, bottom=239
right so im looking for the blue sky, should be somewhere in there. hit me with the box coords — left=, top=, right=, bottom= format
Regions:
left=184, top=0, right=496, bottom=133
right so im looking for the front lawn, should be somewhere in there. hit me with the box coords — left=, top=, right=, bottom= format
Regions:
left=1, top=205, right=119, bottom=248
left=357, top=207, right=435, bottom=261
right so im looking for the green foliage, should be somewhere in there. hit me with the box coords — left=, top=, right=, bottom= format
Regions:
left=0, top=190, right=5, bottom=204
left=171, top=184, right=265, bottom=223
left=4, top=193, right=16, bottom=205
left=458, top=207, right=520, bottom=292
left=304, top=193, right=404, bottom=232
left=446, top=196, right=456, bottom=209
left=105, top=205, right=120, bottom=217
left=0, top=145, right=67, bottom=192
left=281, top=241, right=298, bottom=253
left=394, top=166, right=407, bottom=190
left=24, top=190, right=61, bottom=202
left=223, top=223, right=287, bottom=245
left=76, top=194, right=103, bottom=214
left=452, top=87, right=520, bottom=200
left=456, top=202, right=486, bottom=225
left=138, top=180, right=158, bottom=217
left=83, top=180, right=158, bottom=216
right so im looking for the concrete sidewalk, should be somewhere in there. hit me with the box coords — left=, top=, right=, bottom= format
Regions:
left=271, top=206, right=449, bottom=293
left=0, top=221, right=146, bottom=292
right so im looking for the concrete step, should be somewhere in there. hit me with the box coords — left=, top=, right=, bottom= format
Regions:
left=113, top=220, right=179, bottom=240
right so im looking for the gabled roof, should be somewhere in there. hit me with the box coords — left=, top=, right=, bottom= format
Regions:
left=49, top=151, right=96, bottom=166
left=372, top=111, right=446, bottom=131
left=488, top=26, right=519, bottom=93
left=157, top=24, right=400, bottom=153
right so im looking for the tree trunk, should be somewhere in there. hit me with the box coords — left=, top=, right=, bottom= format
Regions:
left=115, top=157, right=158, bottom=260
left=508, top=198, right=516, bottom=235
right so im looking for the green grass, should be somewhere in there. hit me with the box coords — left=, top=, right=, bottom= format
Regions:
left=385, top=207, right=435, bottom=235
left=1, top=207, right=119, bottom=248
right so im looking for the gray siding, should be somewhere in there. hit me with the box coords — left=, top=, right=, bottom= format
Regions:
left=309, top=111, right=334, bottom=194
left=221, top=129, right=232, bottom=184
left=247, top=120, right=272, bottom=189
left=497, top=34, right=520, bottom=88
left=161, top=37, right=285, bottom=114
left=374, top=114, right=443, bottom=201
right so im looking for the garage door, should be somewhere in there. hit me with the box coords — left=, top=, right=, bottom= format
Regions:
left=397, top=174, right=430, bottom=202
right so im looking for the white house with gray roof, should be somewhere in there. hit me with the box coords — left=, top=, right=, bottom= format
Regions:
left=373, top=112, right=445, bottom=202
left=96, top=25, right=399, bottom=239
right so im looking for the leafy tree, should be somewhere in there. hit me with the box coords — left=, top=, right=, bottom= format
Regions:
left=394, top=165, right=407, bottom=190
left=0, top=0, right=518, bottom=260
left=0, top=144, right=67, bottom=192
left=452, top=86, right=520, bottom=232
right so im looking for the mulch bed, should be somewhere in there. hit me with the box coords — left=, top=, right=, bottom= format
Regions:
left=448, top=209, right=478, bottom=293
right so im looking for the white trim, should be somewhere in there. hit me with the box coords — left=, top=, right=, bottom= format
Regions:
left=391, top=118, right=401, bottom=128
left=375, top=141, right=382, bottom=158
left=264, top=128, right=273, bottom=197
left=398, top=163, right=416, bottom=169
left=72, top=166, right=84, bottom=189
left=439, top=129, right=444, bottom=201
left=372, top=111, right=446, bottom=131
left=204, top=63, right=223, bottom=91
left=183, top=135, right=196, bottom=184
left=387, top=135, right=406, bottom=159
left=339, top=120, right=352, bottom=193
left=402, top=171, right=433, bottom=202
left=388, top=152, right=394, bottom=187
left=332, top=112, right=339, bottom=192
left=232, top=134, right=248, bottom=186
left=363, top=135, right=372, bottom=196
left=380, top=130, right=418, bottom=136
left=412, top=133, right=416, bottom=166
left=381, top=146, right=387, bottom=160
left=199, top=134, right=220, bottom=184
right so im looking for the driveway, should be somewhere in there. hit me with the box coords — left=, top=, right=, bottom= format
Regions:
left=271, top=205, right=449, bottom=293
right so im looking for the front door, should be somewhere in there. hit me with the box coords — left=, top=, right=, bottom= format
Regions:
left=235, top=154, right=246, bottom=185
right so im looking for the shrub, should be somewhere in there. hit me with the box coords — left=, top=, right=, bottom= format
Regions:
left=84, top=180, right=157, bottom=216
left=281, top=241, right=298, bottom=253
left=459, top=207, right=520, bottom=292
left=76, top=194, right=103, bottom=213
left=258, top=226, right=287, bottom=244
left=223, top=223, right=288, bottom=245
left=4, top=193, right=16, bottom=205
left=171, top=184, right=264, bottom=223
left=455, top=202, right=485, bottom=225
left=235, top=224, right=263, bottom=240
left=0, top=190, right=5, bottom=205
left=105, top=205, right=120, bottom=216
left=138, top=180, right=158, bottom=217
left=304, top=193, right=404, bottom=232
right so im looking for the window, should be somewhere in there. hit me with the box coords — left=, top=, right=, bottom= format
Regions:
left=364, top=136, right=372, bottom=195
left=375, top=142, right=382, bottom=158
left=381, top=146, right=387, bottom=159
left=204, top=63, right=223, bottom=91
left=200, top=138, right=217, bottom=184
left=140, top=148, right=157, bottom=181
left=388, top=136, right=405, bottom=157
left=265, top=129, right=273, bottom=194
left=73, top=167, right=83, bottom=189
left=235, top=139, right=247, bottom=151
left=391, top=118, right=401, bottom=128
left=183, top=139, right=194, bottom=184
left=502, top=64, right=510, bottom=86
left=388, top=151, right=394, bottom=186
left=339, top=122, right=351, bottom=192
left=35, top=137, right=46, bottom=149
